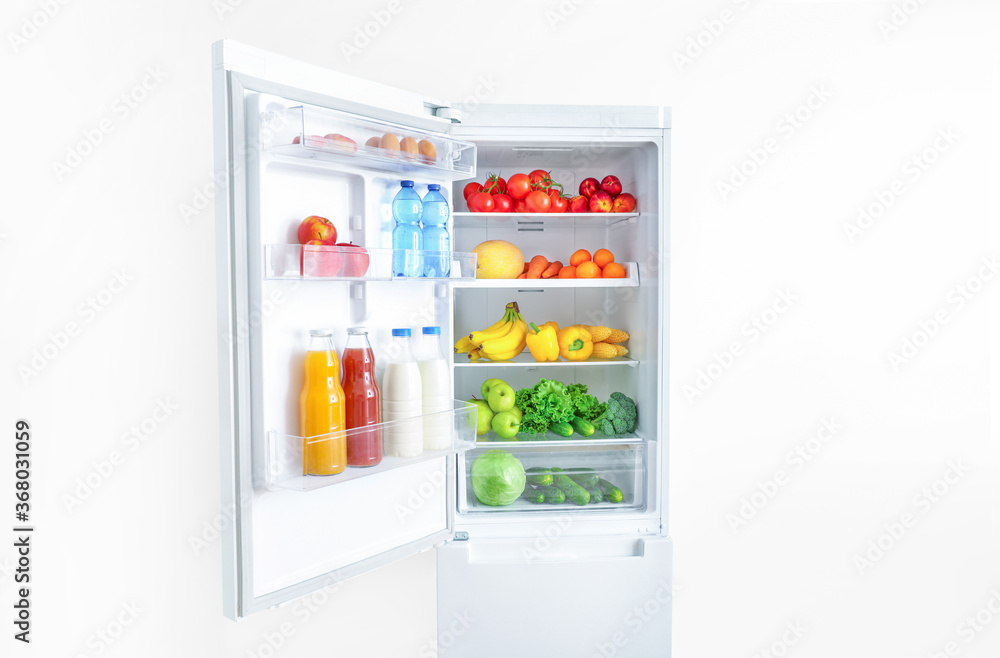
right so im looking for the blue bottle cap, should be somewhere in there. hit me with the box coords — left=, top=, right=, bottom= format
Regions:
left=391, top=328, right=411, bottom=337
left=427, top=184, right=440, bottom=191
left=422, top=326, right=441, bottom=335
left=400, top=180, right=414, bottom=187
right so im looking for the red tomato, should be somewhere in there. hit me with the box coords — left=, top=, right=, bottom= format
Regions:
left=463, top=182, right=483, bottom=200
left=548, top=190, right=569, bottom=213
left=492, top=193, right=513, bottom=213
left=512, top=198, right=529, bottom=213
left=525, top=190, right=551, bottom=213
left=528, top=169, right=552, bottom=191
left=507, top=173, right=531, bottom=200
left=468, top=192, right=495, bottom=212
left=484, top=173, right=507, bottom=195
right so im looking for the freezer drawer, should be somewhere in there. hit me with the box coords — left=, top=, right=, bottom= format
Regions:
left=435, top=535, right=671, bottom=657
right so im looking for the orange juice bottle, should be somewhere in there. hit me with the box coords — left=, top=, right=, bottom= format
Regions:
left=300, top=329, right=347, bottom=475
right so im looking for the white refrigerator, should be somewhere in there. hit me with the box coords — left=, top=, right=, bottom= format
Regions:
left=212, top=40, right=672, bottom=657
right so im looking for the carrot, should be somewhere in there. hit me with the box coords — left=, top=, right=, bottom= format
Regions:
left=541, top=260, right=563, bottom=278
left=517, top=273, right=527, bottom=279
left=522, top=261, right=529, bottom=274
left=526, top=255, right=548, bottom=279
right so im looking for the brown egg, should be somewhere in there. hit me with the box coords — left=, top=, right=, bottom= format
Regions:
left=364, top=136, right=381, bottom=148
left=418, top=139, right=437, bottom=163
left=399, top=136, right=418, bottom=160
left=379, top=132, right=400, bottom=157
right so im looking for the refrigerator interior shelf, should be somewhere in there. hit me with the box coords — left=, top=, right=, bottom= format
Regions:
left=452, top=212, right=641, bottom=230
left=476, top=433, right=644, bottom=447
left=263, top=105, right=477, bottom=180
left=452, top=261, right=639, bottom=289
left=264, top=244, right=477, bottom=281
left=266, top=400, right=478, bottom=492
left=454, top=353, right=637, bottom=368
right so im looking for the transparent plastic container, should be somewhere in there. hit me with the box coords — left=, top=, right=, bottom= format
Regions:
left=391, top=181, right=423, bottom=278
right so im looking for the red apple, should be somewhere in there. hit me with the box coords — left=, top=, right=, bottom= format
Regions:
left=568, top=195, right=590, bottom=213
left=324, top=133, right=358, bottom=153
left=579, top=177, right=600, bottom=198
left=335, top=242, right=370, bottom=277
left=292, top=135, right=301, bottom=144
left=297, top=216, right=337, bottom=244
left=601, top=175, right=622, bottom=197
left=612, top=193, right=637, bottom=213
left=301, top=240, right=343, bottom=277
left=589, top=190, right=613, bottom=213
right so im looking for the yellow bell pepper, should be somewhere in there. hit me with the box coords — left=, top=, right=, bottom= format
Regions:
left=526, top=322, right=560, bottom=362
left=557, top=325, right=593, bottom=361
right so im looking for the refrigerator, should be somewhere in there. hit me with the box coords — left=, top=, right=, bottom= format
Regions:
left=212, top=40, right=671, bottom=656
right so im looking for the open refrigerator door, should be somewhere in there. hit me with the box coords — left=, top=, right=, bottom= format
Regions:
left=435, top=106, right=672, bottom=656
left=213, top=40, right=481, bottom=620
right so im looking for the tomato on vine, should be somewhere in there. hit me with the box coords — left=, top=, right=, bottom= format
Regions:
left=484, top=173, right=507, bottom=195
left=507, top=173, right=531, bottom=200
left=548, top=190, right=570, bottom=213
left=463, top=182, right=483, bottom=201
left=492, top=193, right=513, bottom=213
left=525, top=190, right=551, bottom=213
left=468, top=192, right=495, bottom=212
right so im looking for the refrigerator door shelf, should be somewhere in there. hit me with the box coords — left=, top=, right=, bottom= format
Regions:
left=264, top=104, right=477, bottom=179
left=264, top=244, right=478, bottom=281
left=452, top=261, right=639, bottom=289
left=265, top=400, right=478, bottom=492
left=459, top=443, right=646, bottom=514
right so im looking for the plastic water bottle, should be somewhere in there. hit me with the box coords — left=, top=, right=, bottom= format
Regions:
left=417, top=326, right=452, bottom=450
left=392, top=180, right=423, bottom=277
left=421, top=184, right=450, bottom=277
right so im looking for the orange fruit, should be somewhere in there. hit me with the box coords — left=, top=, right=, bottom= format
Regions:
left=570, top=249, right=592, bottom=267
left=558, top=265, right=577, bottom=278
left=593, top=249, right=614, bottom=268
left=602, top=262, right=626, bottom=278
left=576, top=261, right=602, bottom=278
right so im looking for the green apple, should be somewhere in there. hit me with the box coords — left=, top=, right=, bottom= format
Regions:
left=468, top=398, right=494, bottom=436
left=486, top=382, right=515, bottom=413
left=481, top=378, right=507, bottom=400
left=491, top=410, right=521, bottom=439
left=508, top=406, right=522, bottom=422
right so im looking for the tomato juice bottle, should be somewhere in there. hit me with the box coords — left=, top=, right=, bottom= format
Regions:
left=341, top=328, right=383, bottom=467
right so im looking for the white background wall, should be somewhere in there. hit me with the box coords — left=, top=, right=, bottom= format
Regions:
left=0, top=0, right=997, bottom=656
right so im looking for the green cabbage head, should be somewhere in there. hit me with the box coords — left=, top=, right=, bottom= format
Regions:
left=470, top=450, right=525, bottom=506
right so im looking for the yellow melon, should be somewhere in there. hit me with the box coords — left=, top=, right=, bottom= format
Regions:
left=472, top=240, right=524, bottom=279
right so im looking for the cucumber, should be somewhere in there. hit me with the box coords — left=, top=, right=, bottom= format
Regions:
left=565, top=468, right=599, bottom=488
left=552, top=473, right=590, bottom=506
left=570, top=416, right=596, bottom=437
left=596, top=478, right=624, bottom=503
left=550, top=422, right=574, bottom=438
left=522, top=486, right=545, bottom=504
left=525, top=467, right=553, bottom=487
left=539, top=486, right=565, bottom=504
left=586, top=486, right=603, bottom=504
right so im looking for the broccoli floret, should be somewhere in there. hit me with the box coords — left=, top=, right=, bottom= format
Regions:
left=598, top=392, right=637, bottom=435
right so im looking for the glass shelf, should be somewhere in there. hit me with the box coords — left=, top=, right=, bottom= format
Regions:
left=452, top=261, right=639, bottom=289
left=452, top=212, right=641, bottom=229
left=266, top=400, right=478, bottom=492
left=263, top=105, right=476, bottom=180
left=454, top=352, right=637, bottom=368
left=264, top=244, right=477, bottom=281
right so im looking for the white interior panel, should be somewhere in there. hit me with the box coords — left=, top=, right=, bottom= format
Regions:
left=437, top=536, right=672, bottom=657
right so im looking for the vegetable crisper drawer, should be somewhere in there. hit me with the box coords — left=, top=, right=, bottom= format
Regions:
left=459, top=443, right=645, bottom=513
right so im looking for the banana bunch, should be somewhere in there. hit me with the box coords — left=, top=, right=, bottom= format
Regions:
left=454, top=302, right=529, bottom=361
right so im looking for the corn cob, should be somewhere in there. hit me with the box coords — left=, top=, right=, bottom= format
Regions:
left=591, top=343, right=629, bottom=358
left=583, top=325, right=613, bottom=342
left=603, top=328, right=630, bottom=344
